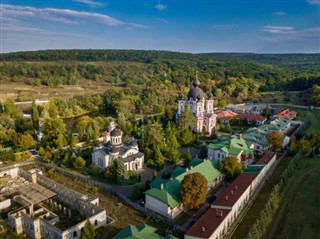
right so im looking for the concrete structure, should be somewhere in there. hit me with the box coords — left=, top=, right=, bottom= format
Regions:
left=176, top=79, right=217, bottom=135
left=185, top=152, right=277, bottom=239
left=145, top=158, right=222, bottom=220
left=208, top=136, right=254, bottom=166
left=92, top=125, right=144, bottom=172
left=0, top=167, right=111, bottom=239
left=224, top=104, right=265, bottom=115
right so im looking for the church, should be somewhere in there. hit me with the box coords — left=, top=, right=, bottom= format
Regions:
left=176, top=79, right=217, bottom=135
left=92, top=125, right=144, bottom=172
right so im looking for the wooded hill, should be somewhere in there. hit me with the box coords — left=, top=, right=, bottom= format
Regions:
left=0, top=49, right=319, bottom=101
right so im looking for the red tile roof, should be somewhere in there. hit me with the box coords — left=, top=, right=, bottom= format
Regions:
left=216, top=110, right=238, bottom=120
left=185, top=208, right=231, bottom=239
left=255, top=151, right=276, bottom=165
left=272, top=109, right=297, bottom=120
left=211, top=173, right=257, bottom=208
left=236, top=113, right=267, bottom=123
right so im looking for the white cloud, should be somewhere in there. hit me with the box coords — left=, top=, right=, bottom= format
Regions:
left=273, top=12, right=286, bottom=16
left=155, top=3, right=168, bottom=11
left=72, top=0, right=105, bottom=8
left=0, top=4, right=144, bottom=28
left=307, top=0, right=320, bottom=5
left=263, top=25, right=294, bottom=33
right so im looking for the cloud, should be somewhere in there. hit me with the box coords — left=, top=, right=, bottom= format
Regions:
left=263, top=25, right=294, bottom=33
left=72, top=0, right=105, bottom=8
left=307, top=0, right=320, bottom=5
left=0, top=4, right=144, bottom=28
left=155, top=3, right=168, bottom=11
left=273, top=12, right=286, bottom=16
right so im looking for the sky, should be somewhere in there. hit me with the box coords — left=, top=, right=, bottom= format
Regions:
left=1, top=0, right=319, bottom=53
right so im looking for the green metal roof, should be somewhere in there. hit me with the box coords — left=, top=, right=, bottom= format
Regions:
left=208, top=137, right=253, bottom=156
left=113, top=224, right=178, bottom=239
left=145, top=159, right=222, bottom=208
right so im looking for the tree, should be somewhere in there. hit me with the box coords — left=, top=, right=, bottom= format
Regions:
left=153, top=147, right=165, bottom=169
left=267, top=131, right=284, bottom=151
left=178, top=108, right=195, bottom=130
left=18, top=133, right=36, bottom=150
left=179, top=128, right=194, bottom=146
left=80, top=220, right=96, bottom=239
left=180, top=172, right=208, bottom=210
left=199, top=144, right=207, bottom=159
left=262, top=105, right=271, bottom=118
left=73, top=156, right=86, bottom=169
left=219, top=156, right=242, bottom=180
left=184, top=148, right=192, bottom=166
left=31, top=100, right=39, bottom=129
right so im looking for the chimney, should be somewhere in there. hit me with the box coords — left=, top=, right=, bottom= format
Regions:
left=160, top=184, right=164, bottom=190
left=186, top=168, right=189, bottom=172
left=216, top=209, right=223, bottom=217
left=201, top=226, right=205, bottom=232
left=225, top=196, right=228, bottom=201
left=230, top=190, right=234, bottom=195
left=238, top=134, right=242, bottom=139
left=228, top=141, right=232, bottom=147
left=235, top=185, right=238, bottom=190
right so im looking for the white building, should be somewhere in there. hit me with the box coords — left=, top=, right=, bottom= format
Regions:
left=176, top=79, right=217, bottom=135
left=92, top=128, right=144, bottom=171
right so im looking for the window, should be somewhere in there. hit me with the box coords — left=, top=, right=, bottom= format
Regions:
left=73, top=231, right=77, bottom=238
left=95, top=220, right=98, bottom=226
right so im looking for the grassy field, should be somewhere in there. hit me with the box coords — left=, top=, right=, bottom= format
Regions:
left=293, top=108, right=320, bottom=135
left=263, top=157, right=320, bottom=239
left=231, top=156, right=292, bottom=239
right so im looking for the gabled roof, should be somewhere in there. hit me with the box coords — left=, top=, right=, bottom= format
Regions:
left=215, top=110, right=238, bottom=120
left=236, top=113, right=267, bottom=122
left=113, top=224, right=177, bottom=239
left=272, top=108, right=296, bottom=120
left=208, top=137, right=253, bottom=156
left=145, top=159, right=222, bottom=208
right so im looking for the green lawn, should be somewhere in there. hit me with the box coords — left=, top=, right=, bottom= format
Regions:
left=293, top=108, right=320, bottom=135
left=231, top=156, right=292, bottom=239
left=263, top=157, right=320, bottom=239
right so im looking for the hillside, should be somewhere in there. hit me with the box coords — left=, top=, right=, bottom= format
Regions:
left=0, top=50, right=319, bottom=105
left=202, top=53, right=320, bottom=73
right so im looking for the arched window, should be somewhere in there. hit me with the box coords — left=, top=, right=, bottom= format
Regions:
left=73, top=231, right=77, bottom=238
left=95, top=220, right=98, bottom=226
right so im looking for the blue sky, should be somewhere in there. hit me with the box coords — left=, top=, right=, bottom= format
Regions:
left=1, top=0, right=319, bottom=53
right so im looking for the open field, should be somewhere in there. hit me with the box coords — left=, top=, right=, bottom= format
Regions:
left=293, top=108, right=320, bottom=135
left=231, top=156, right=292, bottom=239
left=263, top=157, right=320, bottom=239
left=0, top=82, right=123, bottom=102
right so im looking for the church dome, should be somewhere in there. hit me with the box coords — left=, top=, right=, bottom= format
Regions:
left=111, top=128, right=122, bottom=137
left=130, top=139, right=138, bottom=147
left=187, top=80, right=206, bottom=100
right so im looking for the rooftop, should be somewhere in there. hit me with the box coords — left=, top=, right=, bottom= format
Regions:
left=255, top=151, right=276, bottom=165
left=185, top=208, right=231, bottom=239
left=145, top=159, right=221, bottom=208
left=211, top=173, right=258, bottom=208
left=113, top=224, right=178, bottom=239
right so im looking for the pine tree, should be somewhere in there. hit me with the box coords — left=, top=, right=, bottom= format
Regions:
left=184, top=148, right=192, bottom=166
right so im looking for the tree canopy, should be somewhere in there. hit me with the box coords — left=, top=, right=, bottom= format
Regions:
left=267, top=131, right=284, bottom=151
left=219, top=156, right=242, bottom=180
left=180, top=172, right=208, bottom=210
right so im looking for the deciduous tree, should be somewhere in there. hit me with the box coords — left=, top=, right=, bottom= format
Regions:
left=219, top=156, right=242, bottom=180
left=267, top=131, right=284, bottom=151
left=180, top=172, right=208, bottom=210
left=80, top=220, right=96, bottom=239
